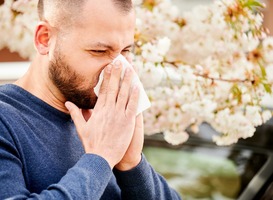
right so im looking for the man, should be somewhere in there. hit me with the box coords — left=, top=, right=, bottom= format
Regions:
left=0, top=0, right=181, bottom=199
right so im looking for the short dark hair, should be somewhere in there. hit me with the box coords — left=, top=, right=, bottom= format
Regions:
left=38, top=0, right=133, bottom=22
left=112, top=0, right=133, bottom=14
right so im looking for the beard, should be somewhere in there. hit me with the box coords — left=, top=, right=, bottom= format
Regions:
left=48, top=48, right=98, bottom=109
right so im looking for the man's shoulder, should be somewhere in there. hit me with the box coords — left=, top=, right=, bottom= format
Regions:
left=0, top=101, right=22, bottom=131
left=0, top=84, right=26, bottom=124
left=0, top=99, right=17, bottom=114
left=0, top=84, right=20, bottom=112
left=0, top=95, right=20, bottom=144
left=0, top=84, right=17, bottom=101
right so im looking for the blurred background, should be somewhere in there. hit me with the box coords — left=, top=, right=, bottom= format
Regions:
left=0, top=0, right=273, bottom=63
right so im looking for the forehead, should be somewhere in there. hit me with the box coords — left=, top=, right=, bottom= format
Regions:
left=78, top=0, right=135, bottom=30
left=70, top=0, right=136, bottom=46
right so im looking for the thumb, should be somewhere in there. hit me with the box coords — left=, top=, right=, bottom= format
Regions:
left=65, top=101, right=86, bottom=132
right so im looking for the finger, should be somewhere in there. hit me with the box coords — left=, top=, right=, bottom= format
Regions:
left=105, top=60, right=123, bottom=106
left=116, top=67, right=133, bottom=110
left=132, top=113, right=144, bottom=149
left=65, top=101, right=86, bottom=137
left=126, top=85, right=140, bottom=118
left=94, top=64, right=112, bottom=110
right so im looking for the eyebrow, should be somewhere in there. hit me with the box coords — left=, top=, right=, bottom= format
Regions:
left=90, top=42, right=134, bottom=50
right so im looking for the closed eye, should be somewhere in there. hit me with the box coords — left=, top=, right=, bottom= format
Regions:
left=122, top=49, right=131, bottom=53
left=88, top=50, right=108, bottom=56
left=90, top=50, right=107, bottom=53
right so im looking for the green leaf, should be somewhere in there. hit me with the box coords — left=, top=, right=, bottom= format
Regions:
left=243, top=0, right=265, bottom=9
left=263, top=83, right=272, bottom=94
left=231, top=84, right=242, bottom=103
left=259, top=64, right=267, bottom=78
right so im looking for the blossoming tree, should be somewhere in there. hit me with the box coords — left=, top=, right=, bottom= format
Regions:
left=0, top=0, right=272, bottom=145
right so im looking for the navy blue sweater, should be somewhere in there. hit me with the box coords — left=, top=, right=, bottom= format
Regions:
left=0, top=84, right=181, bottom=200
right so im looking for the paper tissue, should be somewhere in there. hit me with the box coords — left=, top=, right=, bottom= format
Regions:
left=94, top=54, right=151, bottom=115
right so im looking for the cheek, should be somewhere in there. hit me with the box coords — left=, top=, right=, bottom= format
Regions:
left=70, top=57, right=109, bottom=82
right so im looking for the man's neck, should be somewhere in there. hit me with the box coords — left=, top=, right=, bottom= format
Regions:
left=14, top=56, right=69, bottom=113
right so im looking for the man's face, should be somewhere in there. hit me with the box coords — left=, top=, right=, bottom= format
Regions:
left=48, top=0, right=135, bottom=109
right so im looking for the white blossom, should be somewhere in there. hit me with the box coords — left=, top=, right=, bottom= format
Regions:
left=1, top=0, right=272, bottom=146
left=265, top=64, right=273, bottom=82
left=262, top=37, right=273, bottom=63
left=139, top=62, right=166, bottom=88
left=164, top=131, right=189, bottom=146
left=262, top=110, right=272, bottom=123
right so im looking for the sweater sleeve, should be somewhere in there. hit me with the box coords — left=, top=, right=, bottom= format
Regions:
left=113, top=154, right=182, bottom=200
left=0, top=123, right=112, bottom=200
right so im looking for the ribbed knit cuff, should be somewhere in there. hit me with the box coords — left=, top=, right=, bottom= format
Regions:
left=49, top=153, right=113, bottom=199
left=113, top=154, right=151, bottom=187
left=77, top=153, right=111, bottom=171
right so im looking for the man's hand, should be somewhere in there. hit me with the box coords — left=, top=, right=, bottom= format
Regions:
left=65, top=61, right=140, bottom=169
left=115, top=113, right=144, bottom=171
left=114, top=55, right=144, bottom=171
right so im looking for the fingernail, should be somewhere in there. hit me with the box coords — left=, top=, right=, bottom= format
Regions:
left=114, top=60, right=121, bottom=68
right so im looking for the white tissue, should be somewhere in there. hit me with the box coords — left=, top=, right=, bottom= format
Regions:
left=94, top=54, right=151, bottom=115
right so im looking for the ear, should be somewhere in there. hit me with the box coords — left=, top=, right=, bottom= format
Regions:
left=34, top=21, right=54, bottom=55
